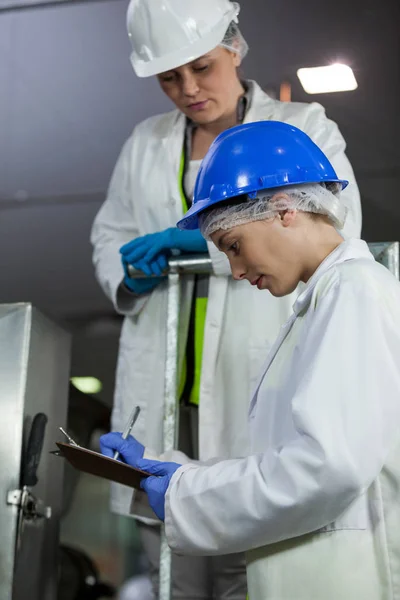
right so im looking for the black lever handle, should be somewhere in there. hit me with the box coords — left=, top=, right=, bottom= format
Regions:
left=22, top=413, right=48, bottom=487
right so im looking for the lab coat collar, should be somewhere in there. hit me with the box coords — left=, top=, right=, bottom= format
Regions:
left=243, top=81, right=276, bottom=125
left=293, top=239, right=373, bottom=315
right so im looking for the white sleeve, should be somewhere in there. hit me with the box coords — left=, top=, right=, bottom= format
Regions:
left=144, top=447, right=221, bottom=467
left=129, top=449, right=221, bottom=522
left=90, top=134, right=149, bottom=317
left=164, top=276, right=400, bottom=555
left=303, top=103, right=362, bottom=239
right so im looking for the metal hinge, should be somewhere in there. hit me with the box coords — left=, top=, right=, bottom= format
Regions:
left=7, top=486, right=51, bottom=520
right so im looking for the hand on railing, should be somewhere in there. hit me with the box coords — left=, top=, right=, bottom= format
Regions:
left=120, top=228, right=208, bottom=278
left=121, top=257, right=165, bottom=293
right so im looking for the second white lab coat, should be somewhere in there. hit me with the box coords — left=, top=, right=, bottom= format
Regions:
left=165, top=239, right=400, bottom=599
left=91, top=81, right=362, bottom=516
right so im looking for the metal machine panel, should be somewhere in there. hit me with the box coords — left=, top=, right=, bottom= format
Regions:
left=0, top=304, right=71, bottom=600
left=368, top=241, right=399, bottom=278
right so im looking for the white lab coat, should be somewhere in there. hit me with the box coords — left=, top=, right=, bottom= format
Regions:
left=91, top=81, right=362, bottom=516
left=164, top=239, right=400, bottom=599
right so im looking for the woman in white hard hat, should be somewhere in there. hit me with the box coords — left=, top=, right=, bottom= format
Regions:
left=101, top=121, right=400, bottom=600
left=91, top=1, right=362, bottom=598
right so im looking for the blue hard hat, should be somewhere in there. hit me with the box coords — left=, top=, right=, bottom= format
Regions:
left=177, top=121, right=348, bottom=230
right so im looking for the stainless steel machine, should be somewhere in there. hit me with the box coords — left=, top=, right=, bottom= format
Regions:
left=0, top=304, right=71, bottom=600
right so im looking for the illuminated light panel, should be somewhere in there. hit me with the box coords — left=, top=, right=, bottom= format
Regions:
left=297, top=64, right=358, bottom=94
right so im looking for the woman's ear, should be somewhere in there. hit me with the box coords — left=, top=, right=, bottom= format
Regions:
left=225, top=39, right=242, bottom=68
left=232, top=50, right=241, bottom=68
left=280, top=209, right=297, bottom=227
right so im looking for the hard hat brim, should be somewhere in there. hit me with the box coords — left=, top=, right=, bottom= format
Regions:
left=177, top=178, right=349, bottom=231
left=131, top=8, right=237, bottom=77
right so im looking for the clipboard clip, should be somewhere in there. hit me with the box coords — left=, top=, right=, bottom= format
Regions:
left=50, top=428, right=80, bottom=457
left=58, top=427, right=80, bottom=447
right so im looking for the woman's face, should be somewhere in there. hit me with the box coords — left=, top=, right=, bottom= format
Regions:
left=211, top=210, right=312, bottom=297
left=157, top=47, right=242, bottom=125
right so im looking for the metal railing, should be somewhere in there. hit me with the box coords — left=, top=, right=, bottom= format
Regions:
left=128, top=255, right=213, bottom=600
left=368, top=242, right=399, bottom=279
left=127, top=241, right=399, bottom=600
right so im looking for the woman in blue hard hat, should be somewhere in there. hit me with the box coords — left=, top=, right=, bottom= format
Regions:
left=91, top=0, right=362, bottom=597
left=102, top=121, right=400, bottom=600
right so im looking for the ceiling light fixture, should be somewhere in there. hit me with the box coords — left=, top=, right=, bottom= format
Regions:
left=297, top=63, right=358, bottom=94
left=71, top=376, right=103, bottom=395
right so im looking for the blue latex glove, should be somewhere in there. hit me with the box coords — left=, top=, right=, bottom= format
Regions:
left=120, top=228, right=207, bottom=277
left=100, top=432, right=145, bottom=466
left=121, top=256, right=165, bottom=294
left=136, top=458, right=181, bottom=521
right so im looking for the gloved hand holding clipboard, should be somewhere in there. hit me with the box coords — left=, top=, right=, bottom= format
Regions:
left=52, top=406, right=149, bottom=490
left=54, top=441, right=149, bottom=490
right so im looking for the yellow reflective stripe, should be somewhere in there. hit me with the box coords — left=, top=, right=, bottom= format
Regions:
left=177, top=149, right=188, bottom=402
left=178, top=297, right=208, bottom=406
left=177, top=148, right=207, bottom=407
left=178, top=353, right=187, bottom=400
left=188, top=296, right=207, bottom=406
left=178, top=150, right=188, bottom=213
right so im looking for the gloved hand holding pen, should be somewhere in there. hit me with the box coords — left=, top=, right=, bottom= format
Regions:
left=100, top=405, right=143, bottom=463
left=100, top=432, right=145, bottom=465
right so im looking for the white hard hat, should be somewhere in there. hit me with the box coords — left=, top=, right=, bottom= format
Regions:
left=126, top=0, right=241, bottom=78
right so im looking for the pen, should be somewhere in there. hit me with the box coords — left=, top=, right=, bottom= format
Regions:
left=114, top=405, right=141, bottom=461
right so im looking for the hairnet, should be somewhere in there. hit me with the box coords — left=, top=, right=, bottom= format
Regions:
left=219, top=21, right=249, bottom=60
left=199, top=183, right=347, bottom=239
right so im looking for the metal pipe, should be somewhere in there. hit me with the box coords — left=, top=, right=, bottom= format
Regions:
left=159, top=529, right=172, bottom=600
left=368, top=242, right=399, bottom=279
left=158, top=267, right=181, bottom=600
left=386, top=242, right=399, bottom=279
left=130, top=254, right=210, bottom=600
left=127, top=254, right=213, bottom=278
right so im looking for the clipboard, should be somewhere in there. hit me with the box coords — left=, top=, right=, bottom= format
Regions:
left=55, top=442, right=150, bottom=490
